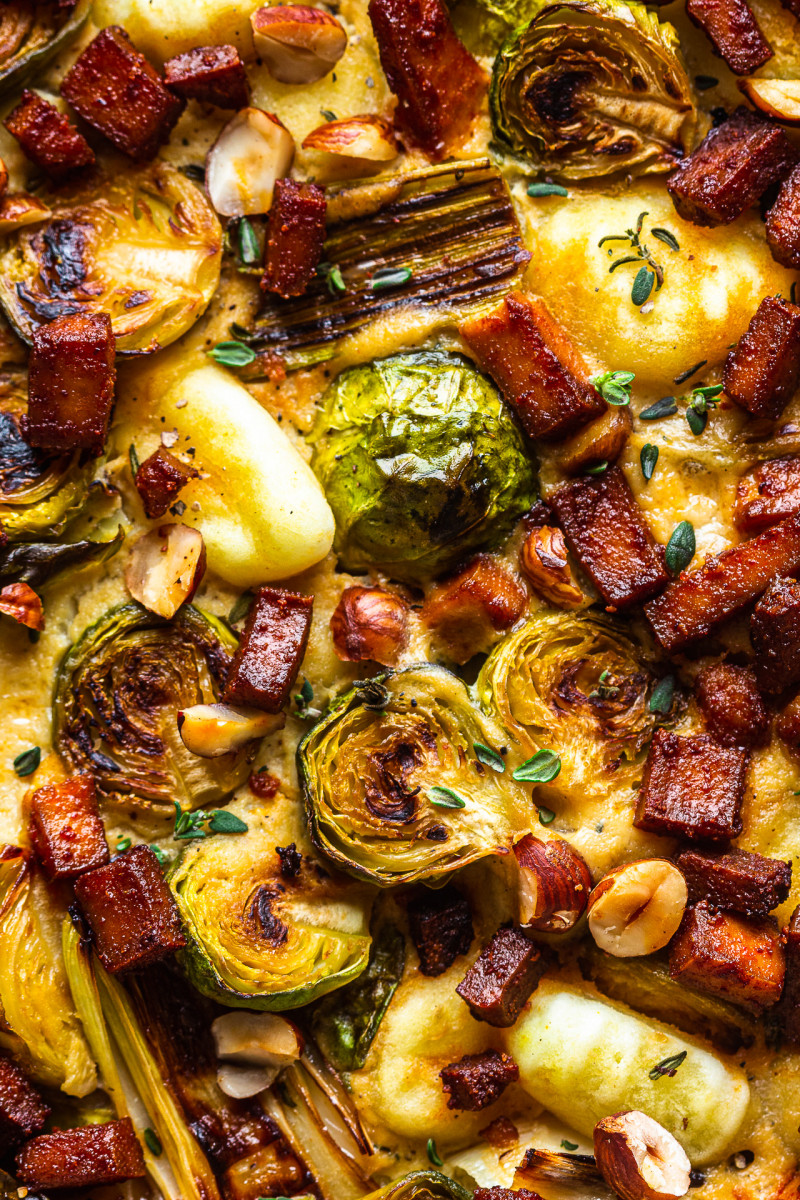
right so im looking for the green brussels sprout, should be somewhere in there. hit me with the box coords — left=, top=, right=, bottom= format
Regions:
left=363, top=1173, right=471, bottom=1200
left=298, top=667, right=530, bottom=886
left=53, top=602, right=249, bottom=822
left=490, top=0, right=696, bottom=181
left=310, top=351, right=536, bottom=584
left=0, top=0, right=89, bottom=98
left=0, top=163, right=221, bottom=354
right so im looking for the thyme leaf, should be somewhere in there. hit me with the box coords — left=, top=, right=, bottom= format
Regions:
left=591, top=369, right=635, bottom=406
left=513, top=749, right=561, bottom=783
left=665, top=521, right=696, bottom=575
left=640, top=443, right=659, bottom=481
left=527, top=182, right=568, bottom=197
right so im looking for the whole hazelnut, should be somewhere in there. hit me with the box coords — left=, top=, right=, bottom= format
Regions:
left=330, top=586, right=409, bottom=666
left=594, top=1110, right=691, bottom=1200
left=587, top=859, right=687, bottom=958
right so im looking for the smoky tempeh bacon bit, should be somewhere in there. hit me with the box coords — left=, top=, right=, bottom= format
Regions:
left=367, top=0, right=487, bottom=162
left=261, top=179, right=327, bottom=300
left=164, top=44, right=250, bottom=109
left=456, top=925, right=545, bottom=1027
left=440, top=1049, right=519, bottom=1111
left=25, top=312, right=116, bottom=455
left=223, top=586, right=313, bottom=713
left=16, top=1117, right=146, bottom=1189
left=4, top=89, right=94, bottom=180
left=751, top=575, right=800, bottom=693
left=73, top=844, right=186, bottom=974
left=460, top=293, right=606, bottom=442
left=694, top=662, right=770, bottom=747
left=633, top=730, right=748, bottom=841
left=60, top=25, right=185, bottom=161
left=685, top=0, right=772, bottom=76
left=0, top=1055, right=49, bottom=1148
left=669, top=902, right=785, bottom=1011
left=407, top=884, right=473, bottom=976
left=767, top=163, right=800, bottom=270
left=28, top=775, right=109, bottom=881
left=723, top=297, right=800, bottom=421
left=421, top=554, right=527, bottom=665
left=475, top=1191, right=541, bottom=1200
left=549, top=466, right=668, bottom=610
left=776, top=906, right=800, bottom=1043
left=135, top=446, right=197, bottom=519
left=667, top=108, right=797, bottom=227
left=734, top=454, right=800, bottom=533
left=674, top=847, right=791, bottom=916
left=644, top=512, right=800, bottom=653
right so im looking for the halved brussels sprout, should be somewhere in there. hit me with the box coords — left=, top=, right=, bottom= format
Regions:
left=0, top=0, right=89, bottom=97
left=0, top=371, right=91, bottom=542
left=363, top=1174, right=471, bottom=1200
left=490, top=0, right=696, bottom=180
left=169, top=800, right=373, bottom=1010
left=0, top=164, right=222, bottom=354
left=298, top=666, right=531, bottom=886
left=53, top=602, right=249, bottom=820
left=310, top=351, right=536, bottom=584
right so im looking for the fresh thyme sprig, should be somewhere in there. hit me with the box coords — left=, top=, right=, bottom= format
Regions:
left=598, top=211, right=679, bottom=307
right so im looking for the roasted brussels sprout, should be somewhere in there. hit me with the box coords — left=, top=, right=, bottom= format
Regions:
left=53, top=602, right=250, bottom=820
left=169, top=800, right=373, bottom=1010
left=0, top=527, right=124, bottom=590
left=490, top=0, right=696, bottom=180
left=0, top=164, right=221, bottom=354
left=0, top=0, right=89, bottom=97
left=310, top=351, right=536, bottom=584
left=298, top=667, right=530, bottom=886
left=363, top=1173, right=471, bottom=1200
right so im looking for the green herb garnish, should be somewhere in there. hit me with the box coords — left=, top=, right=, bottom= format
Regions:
left=513, top=749, right=561, bottom=783
left=695, top=74, right=718, bottom=90
left=208, top=341, right=256, bottom=368
left=527, top=182, right=568, bottom=198
left=561, top=1139, right=579, bottom=1151
left=13, top=746, right=40, bottom=778
left=371, top=267, right=413, bottom=290
left=149, top=844, right=170, bottom=866
left=591, top=369, right=635, bottom=406
left=649, top=1050, right=687, bottom=1080
left=129, top=443, right=140, bottom=477
left=320, top=109, right=338, bottom=122
left=228, top=592, right=253, bottom=626
left=598, top=211, right=672, bottom=305
left=474, top=742, right=505, bottom=773
left=538, top=806, right=556, bottom=825
left=585, top=460, right=609, bottom=476
left=650, top=228, right=680, bottom=252
left=673, top=359, right=707, bottom=386
left=115, top=837, right=132, bottom=852
left=144, top=1127, right=162, bottom=1156
left=640, top=396, right=677, bottom=420
left=429, top=786, right=466, bottom=809
left=208, top=810, right=248, bottom=834
left=665, top=521, right=696, bottom=575
left=640, top=443, right=659, bottom=482
left=427, top=1138, right=444, bottom=1167
left=317, top=261, right=346, bottom=296
left=649, top=675, right=675, bottom=714
left=237, top=217, right=261, bottom=265
left=631, top=265, right=655, bottom=306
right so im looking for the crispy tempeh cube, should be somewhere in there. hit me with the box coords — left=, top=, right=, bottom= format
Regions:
left=723, top=297, right=800, bottom=421
left=751, top=575, right=800, bottom=693
left=644, top=513, right=800, bottom=652
left=261, top=179, right=327, bottom=300
left=776, top=906, right=800, bottom=1043
left=164, top=44, right=250, bottom=109
left=367, top=0, right=487, bottom=162
left=766, top=163, right=800, bottom=269
left=73, top=844, right=186, bottom=974
left=674, top=847, right=791, bottom=916
left=669, top=902, right=785, bottom=1011
left=549, top=466, right=668, bottom=609
left=553, top=406, right=631, bottom=475
left=421, top=554, right=527, bottom=665
left=61, top=26, right=184, bottom=161
left=633, top=730, right=747, bottom=841
left=16, top=1118, right=146, bottom=1189
left=135, top=447, right=196, bottom=519
left=223, top=586, right=313, bottom=713
left=777, top=692, right=800, bottom=750
left=694, top=662, right=770, bottom=747
left=460, top=293, right=606, bottom=442
left=407, top=884, right=473, bottom=976
left=440, top=1050, right=519, bottom=1111
left=456, top=925, right=545, bottom=1027
left=28, top=776, right=109, bottom=881
left=0, top=1056, right=49, bottom=1148
left=667, top=108, right=796, bottom=227
left=4, top=89, right=94, bottom=180
left=686, top=0, right=772, bottom=76
left=734, top=454, right=800, bottom=533
left=25, top=313, right=116, bottom=454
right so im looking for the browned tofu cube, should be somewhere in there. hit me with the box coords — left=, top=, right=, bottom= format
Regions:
left=4, top=89, right=94, bottom=180
left=440, top=1050, right=519, bottom=1111
left=766, top=163, right=800, bottom=269
left=456, top=925, right=545, bottom=1027
left=164, top=44, right=249, bottom=109
left=633, top=730, right=747, bottom=841
left=25, top=313, right=116, bottom=455
left=421, top=555, right=527, bottom=665
left=135, top=447, right=196, bottom=519
left=686, top=0, right=772, bottom=75
left=73, top=844, right=186, bottom=974
left=667, top=108, right=796, bottom=227
left=644, top=513, right=800, bottom=652
left=262, top=179, right=327, bottom=300
left=734, top=454, right=800, bottom=533
left=0, top=1056, right=49, bottom=1149
left=223, top=586, right=313, bottom=713
left=549, top=466, right=668, bottom=610
left=674, top=847, right=791, bottom=916
left=460, top=293, right=607, bottom=442
left=61, top=26, right=185, bottom=161
left=408, top=885, right=473, bottom=976
left=669, top=902, right=785, bottom=1011
left=368, top=0, right=487, bottom=161
left=694, top=663, right=769, bottom=747
left=723, top=297, right=800, bottom=421
left=28, top=776, right=109, bottom=881
left=776, top=905, right=800, bottom=1043
left=751, top=576, right=800, bottom=693
left=16, top=1118, right=146, bottom=1189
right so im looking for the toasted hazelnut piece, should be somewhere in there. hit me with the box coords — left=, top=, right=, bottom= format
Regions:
left=251, top=5, right=347, bottom=85
left=552, top=406, right=631, bottom=475
left=587, top=860, right=688, bottom=958
left=177, top=703, right=285, bottom=757
left=594, top=1110, right=691, bottom=1200
left=0, top=582, right=44, bottom=630
left=739, top=78, right=800, bottom=124
left=303, top=114, right=398, bottom=161
left=330, top=585, right=409, bottom=665
left=421, top=554, right=527, bottom=665
left=125, top=524, right=206, bottom=620
left=0, top=192, right=50, bottom=234
left=519, top=524, right=585, bottom=608
left=216, top=1063, right=276, bottom=1098
left=515, top=834, right=592, bottom=933
left=212, top=1011, right=303, bottom=1067
left=205, top=107, right=294, bottom=217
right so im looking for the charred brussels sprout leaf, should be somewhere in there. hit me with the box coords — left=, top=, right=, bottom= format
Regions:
left=298, top=665, right=529, bottom=886
left=363, top=1173, right=472, bottom=1200
left=310, top=351, right=536, bottom=584
left=490, top=0, right=696, bottom=180
left=0, top=527, right=124, bottom=590
left=0, top=164, right=221, bottom=354
left=53, top=602, right=249, bottom=821
left=0, top=0, right=89, bottom=97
